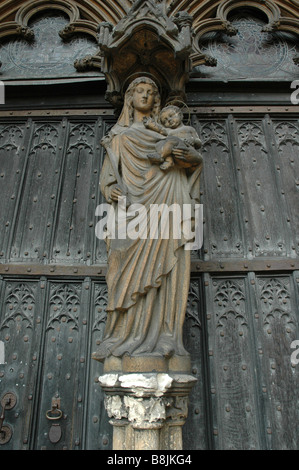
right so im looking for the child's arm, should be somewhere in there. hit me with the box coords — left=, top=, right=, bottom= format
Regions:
left=143, top=117, right=168, bottom=136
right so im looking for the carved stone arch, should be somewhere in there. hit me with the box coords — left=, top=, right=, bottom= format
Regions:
left=216, top=0, right=299, bottom=38
left=0, top=0, right=72, bottom=42
left=168, top=0, right=299, bottom=22
left=0, top=0, right=101, bottom=43
left=190, top=18, right=238, bottom=67
left=0, top=0, right=105, bottom=74
left=190, top=0, right=299, bottom=67
left=191, top=0, right=281, bottom=66
left=0, top=0, right=124, bottom=44
left=0, top=0, right=130, bottom=27
left=216, top=0, right=281, bottom=26
left=15, top=0, right=80, bottom=25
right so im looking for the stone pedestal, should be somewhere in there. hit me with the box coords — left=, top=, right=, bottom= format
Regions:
left=98, top=372, right=197, bottom=450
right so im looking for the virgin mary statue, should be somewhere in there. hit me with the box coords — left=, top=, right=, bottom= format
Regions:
left=92, top=77, right=202, bottom=373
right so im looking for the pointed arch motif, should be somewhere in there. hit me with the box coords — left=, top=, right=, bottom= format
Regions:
left=0, top=0, right=298, bottom=26
left=190, top=0, right=299, bottom=67
left=0, top=0, right=298, bottom=74
left=0, top=0, right=99, bottom=42
left=0, top=0, right=105, bottom=73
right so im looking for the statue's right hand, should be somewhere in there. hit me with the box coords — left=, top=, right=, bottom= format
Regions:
left=100, top=135, right=111, bottom=148
left=110, top=184, right=124, bottom=201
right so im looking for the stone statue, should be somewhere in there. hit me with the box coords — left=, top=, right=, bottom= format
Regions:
left=92, top=76, right=203, bottom=373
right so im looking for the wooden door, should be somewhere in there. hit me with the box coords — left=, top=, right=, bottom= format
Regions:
left=0, top=111, right=112, bottom=449
left=0, top=108, right=298, bottom=450
left=183, top=110, right=299, bottom=450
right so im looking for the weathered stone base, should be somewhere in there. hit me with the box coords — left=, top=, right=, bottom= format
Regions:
left=98, top=372, right=197, bottom=450
left=103, top=354, right=191, bottom=374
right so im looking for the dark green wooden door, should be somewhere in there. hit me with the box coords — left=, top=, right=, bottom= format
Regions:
left=0, top=109, right=298, bottom=449
left=184, top=112, right=299, bottom=450
left=0, top=112, right=112, bottom=449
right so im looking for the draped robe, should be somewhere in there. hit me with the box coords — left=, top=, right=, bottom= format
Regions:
left=94, top=121, right=201, bottom=361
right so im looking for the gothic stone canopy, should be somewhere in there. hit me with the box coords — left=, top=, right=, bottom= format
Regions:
left=97, top=0, right=194, bottom=106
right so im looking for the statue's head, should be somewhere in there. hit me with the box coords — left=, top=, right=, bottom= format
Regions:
left=124, top=76, right=161, bottom=124
left=160, top=105, right=183, bottom=129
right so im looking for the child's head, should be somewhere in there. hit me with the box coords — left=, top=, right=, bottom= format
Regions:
left=160, top=105, right=183, bottom=129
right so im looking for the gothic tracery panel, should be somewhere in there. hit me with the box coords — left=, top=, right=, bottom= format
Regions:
left=253, top=275, right=299, bottom=449
left=0, top=14, right=99, bottom=79
left=273, top=120, right=299, bottom=255
left=196, top=119, right=244, bottom=259
left=206, top=276, right=260, bottom=450
left=234, top=118, right=288, bottom=258
left=195, top=14, right=299, bottom=80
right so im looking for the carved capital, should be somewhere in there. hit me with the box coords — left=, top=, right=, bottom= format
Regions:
left=59, top=24, right=76, bottom=40
left=99, top=373, right=196, bottom=450
left=164, top=396, right=189, bottom=426
left=204, top=54, right=218, bottom=67
left=106, top=394, right=189, bottom=430
left=173, top=11, right=193, bottom=30
left=125, top=396, right=166, bottom=429
left=262, top=20, right=281, bottom=32
left=16, top=25, right=34, bottom=40
left=222, top=20, right=238, bottom=36
left=97, top=21, right=114, bottom=50
left=74, top=54, right=102, bottom=72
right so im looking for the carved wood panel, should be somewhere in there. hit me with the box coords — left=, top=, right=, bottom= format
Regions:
left=194, top=114, right=299, bottom=261
left=252, top=274, right=299, bottom=449
left=205, top=272, right=299, bottom=450
left=195, top=117, right=244, bottom=259
left=205, top=275, right=261, bottom=449
left=0, top=277, right=112, bottom=450
left=0, top=116, right=109, bottom=265
left=0, top=122, right=31, bottom=258
left=272, top=120, right=299, bottom=256
left=182, top=277, right=212, bottom=450
left=0, top=279, right=45, bottom=449
left=0, top=113, right=298, bottom=266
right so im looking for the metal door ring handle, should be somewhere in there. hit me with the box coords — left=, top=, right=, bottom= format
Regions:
left=46, top=408, right=63, bottom=420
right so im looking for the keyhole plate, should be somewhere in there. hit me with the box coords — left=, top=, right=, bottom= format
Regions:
left=1, top=393, right=17, bottom=410
left=0, top=425, right=12, bottom=445
left=49, top=424, right=62, bottom=444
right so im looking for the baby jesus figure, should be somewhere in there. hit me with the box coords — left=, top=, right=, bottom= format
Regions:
left=143, top=105, right=202, bottom=170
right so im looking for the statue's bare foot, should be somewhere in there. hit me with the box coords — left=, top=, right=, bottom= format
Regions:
left=160, top=161, right=174, bottom=171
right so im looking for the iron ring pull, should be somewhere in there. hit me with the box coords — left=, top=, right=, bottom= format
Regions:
left=46, top=404, right=63, bottom=421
